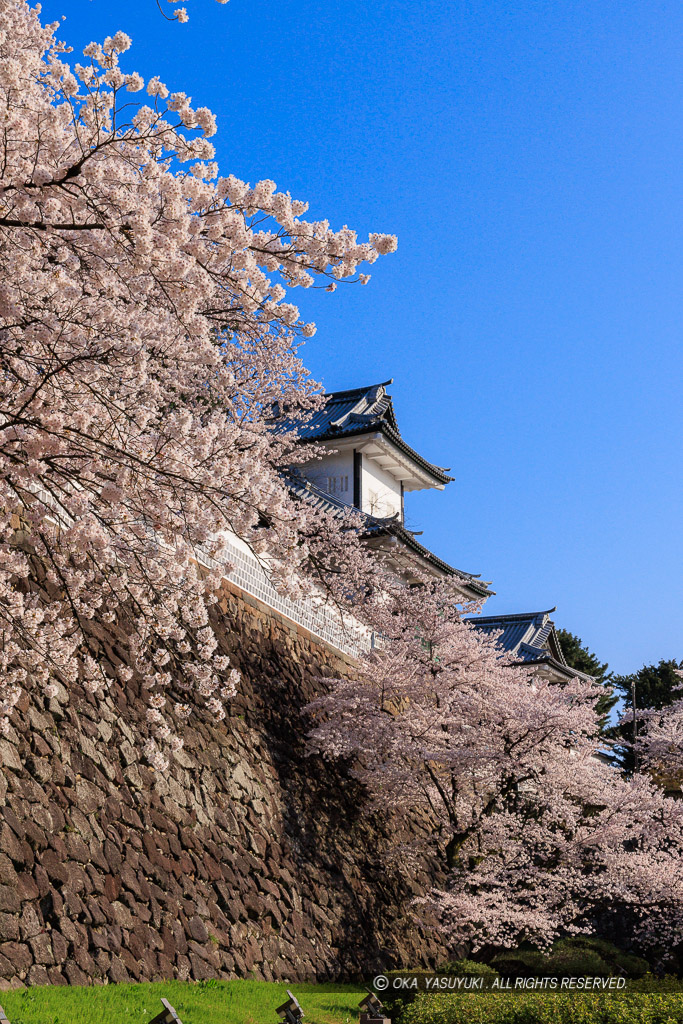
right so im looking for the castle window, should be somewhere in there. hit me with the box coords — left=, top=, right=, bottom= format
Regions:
left=327, top=476, right=349, bottom=495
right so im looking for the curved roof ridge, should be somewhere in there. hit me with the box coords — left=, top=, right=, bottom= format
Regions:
left=322, top=379, right=393, bottom=403
left=470, top=608, right=556, bottom=623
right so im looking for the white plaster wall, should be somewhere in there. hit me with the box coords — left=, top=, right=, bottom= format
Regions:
left=362, top=458, right=402, bottom=518
left=298, top=450, right=355, bottom=502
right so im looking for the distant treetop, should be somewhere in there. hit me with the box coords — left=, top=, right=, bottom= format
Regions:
left=556, top=629, right=611, bottom=686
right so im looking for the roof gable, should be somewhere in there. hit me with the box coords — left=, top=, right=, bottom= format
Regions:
left=466, top=609, right=565, bottom=664
left=466, top=610, right=595, bottom=681
left=326, top=379, right=400, bottom=433
left=272, top=380, right=453, bottom=487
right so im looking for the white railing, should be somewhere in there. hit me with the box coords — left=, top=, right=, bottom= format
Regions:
left=203, top=532, right=373, bottom=658
left=18, top=483, right=372, bottom=659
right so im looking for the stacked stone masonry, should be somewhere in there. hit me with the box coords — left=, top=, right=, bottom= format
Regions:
left=0, top=582, right=448, bottom=988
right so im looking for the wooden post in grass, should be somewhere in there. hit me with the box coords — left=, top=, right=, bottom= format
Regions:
left=275, top=990, right=305, bottom=1024
left=359, top=990, right=391, bottom=1024
left=149, top=999, right=183, bottom=1024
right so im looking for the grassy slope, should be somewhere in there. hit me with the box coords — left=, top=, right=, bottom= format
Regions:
left=0, top=980, right=367, bottom=1024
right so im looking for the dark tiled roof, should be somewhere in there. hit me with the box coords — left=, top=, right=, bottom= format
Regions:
left=466, top=609, right=594, bottom=681
left=273, top=380, right=454, bottom=486
left=284, top=471, right=492, bottom=599
left=465, top=609, right=562, bottom=660
left=364, top=519, right=493, bottom=598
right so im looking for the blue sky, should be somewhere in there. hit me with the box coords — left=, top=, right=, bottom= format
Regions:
left=44, top=0, right=682, bottom=675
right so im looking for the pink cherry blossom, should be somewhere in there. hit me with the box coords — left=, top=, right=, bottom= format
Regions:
left=0, top=0, right=394, bottom=763
left=308, top=579, right=683, bottom=951
left=624, top=669, right=683, bottom=780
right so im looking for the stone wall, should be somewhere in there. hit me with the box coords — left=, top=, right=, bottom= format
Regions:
left=0, top=582, right=449, bottom=988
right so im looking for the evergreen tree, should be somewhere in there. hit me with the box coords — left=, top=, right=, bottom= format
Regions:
left=609, top=660, right=683, bottom=773
left=556, top=628, right=617, bottom=727
left=613, top=659, right=683, bottom=711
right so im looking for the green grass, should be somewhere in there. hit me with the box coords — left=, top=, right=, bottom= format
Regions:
left=5, top=979, right=683, bottom=1024
left=0, top=979, right=367, bottom=1024
left=401, top=990, right=683, bottom=1024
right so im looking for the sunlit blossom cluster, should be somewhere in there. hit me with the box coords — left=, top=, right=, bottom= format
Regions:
left=0, top=1, right=394, bottom=762
left=307, top=579, right=683, bottom=951
left=162, top=0, right=229, bottom=23
left=625, top=669, right=683, bottom=779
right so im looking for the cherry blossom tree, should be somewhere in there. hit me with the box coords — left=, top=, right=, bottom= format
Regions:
left=307, top=580, right=683, bottom=953
left=0, top=0, right=396, bottom=765
left=621, top=668, right=683, bottom=784
left=4, top=1, right=682, bottom=955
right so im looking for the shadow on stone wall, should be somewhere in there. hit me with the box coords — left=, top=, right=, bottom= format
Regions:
left=0, top=582, right=448, bottom=988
